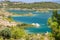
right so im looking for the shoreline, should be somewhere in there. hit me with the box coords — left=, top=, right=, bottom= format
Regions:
left=11, top=13, right=36, bottom=17
left=7, top=8, right=60, bottom=10
left=1, top=8, right=60, bottom=11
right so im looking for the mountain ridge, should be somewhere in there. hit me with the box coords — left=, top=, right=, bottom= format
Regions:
left=0, top=2, right=60, bottom=9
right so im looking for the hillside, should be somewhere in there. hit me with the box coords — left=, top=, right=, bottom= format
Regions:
left=0, top=2, right=60, bottom=9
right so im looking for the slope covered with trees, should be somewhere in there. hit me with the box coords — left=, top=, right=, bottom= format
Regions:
left=0, top=1, right=60, bottom=9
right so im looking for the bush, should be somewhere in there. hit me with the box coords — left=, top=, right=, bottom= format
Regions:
left=10, top=38, right=14, bottom=40
left=10, top=27, right=26, bottom=39
left=0, top=28, right=11, bottom=39
left=0, top=37, right=3, bottom=40
left=48, top=18, right=52, bottom=25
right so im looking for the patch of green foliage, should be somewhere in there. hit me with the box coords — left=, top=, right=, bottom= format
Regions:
left=10, top=26, right=26, bottom=39
left=0, top=28, right=11, bottom=39
left=0, top=26, right=26, bottom=39
left=48, top=10, right=60, bottom=40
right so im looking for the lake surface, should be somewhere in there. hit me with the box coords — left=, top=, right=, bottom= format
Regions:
left=8, top=10, right=53, bottom=34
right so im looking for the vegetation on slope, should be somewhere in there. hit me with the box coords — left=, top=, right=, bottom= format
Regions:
left=0, top=1, right=60, bottom=9
left=48, top=10, right=60, bottom=40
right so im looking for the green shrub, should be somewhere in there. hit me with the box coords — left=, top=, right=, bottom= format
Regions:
left=10, top=27, right=26, bottom=39
left=0, top=37, right=3, bottom=40
left=0, top=28, right=11, bottom=39
left=10, top=38, right=14, bottom=40
left=48, top=18, right=52, bottom=25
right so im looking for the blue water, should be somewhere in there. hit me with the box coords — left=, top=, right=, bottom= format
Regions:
left=8, top=10, right=53, bottom=34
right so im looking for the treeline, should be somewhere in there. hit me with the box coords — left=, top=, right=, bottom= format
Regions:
left=0, top=1, right=60, bottom=9
left=48, top=10, right=60, bottom=40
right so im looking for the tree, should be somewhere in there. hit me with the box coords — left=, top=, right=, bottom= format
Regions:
left=52, top=10, right=58, bottom=18
left=0, top=28, right=11, bottom=39
left=48, top=10, right=60, bottom=40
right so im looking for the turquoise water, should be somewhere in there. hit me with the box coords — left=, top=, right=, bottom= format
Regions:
left=8, top=10, right=53, bottom=34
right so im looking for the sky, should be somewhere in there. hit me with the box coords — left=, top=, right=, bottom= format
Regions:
left=0, top=0, right=60, bottom=3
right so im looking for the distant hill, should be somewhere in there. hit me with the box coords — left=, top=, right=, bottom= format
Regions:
left=0, top=2, right=60, bottom=9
